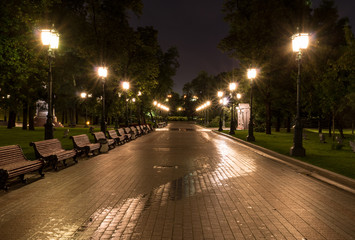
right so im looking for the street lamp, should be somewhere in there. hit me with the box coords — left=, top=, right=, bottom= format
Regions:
left=217, top=91, right=224, bottom=131
left=290, top=32, right=309, bottom=157
left=229, top=83, right=237, bottom=135
left=246, top=68, right=257, bottom=141
left=122, top=81, right=130, bottom=126
left=98, top=67, right=107, bottom=132
left=41, top=28, right=59, bottom=140
left=80, top=92, right=90, bottom=128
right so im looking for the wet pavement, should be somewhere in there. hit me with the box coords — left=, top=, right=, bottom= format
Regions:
left=0, top=122, right=354, bottom=239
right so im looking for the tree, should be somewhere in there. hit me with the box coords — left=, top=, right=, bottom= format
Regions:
left=219, top=0, right=312, bottom=134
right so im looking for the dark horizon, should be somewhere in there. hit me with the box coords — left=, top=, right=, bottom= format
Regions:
left=130, top=0, right=355, bottom=95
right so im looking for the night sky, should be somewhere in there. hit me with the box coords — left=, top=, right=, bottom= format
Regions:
left=130, top=0, right=355, bottom=94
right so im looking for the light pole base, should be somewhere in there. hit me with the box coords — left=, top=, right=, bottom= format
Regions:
left=44, top=122, right=54, bottom=140
left=290, top=146, right=305, bottom=157
left=246, top=135, right=255, bottom=142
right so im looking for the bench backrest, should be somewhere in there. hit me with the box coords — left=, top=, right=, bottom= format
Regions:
left=107, top=130, right=118, bottom=138
left=71, top=134, right=91, bottom=148
left=30, top=139, right=64, bottom=157
left=93, top=132, right=107, bottom=141
left=0, top=145, right=28, bottom=166
left=125, top=127, right=132, bottom=134
left=118, top=128, right=126, bottom=136
left=130, top=126, right=137, bottom=134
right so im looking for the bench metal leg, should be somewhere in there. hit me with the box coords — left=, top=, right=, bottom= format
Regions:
left=20, top=174, right=27, bottom=184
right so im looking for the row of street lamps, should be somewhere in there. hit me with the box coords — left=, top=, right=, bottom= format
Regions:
left=40, top=26, right=309, bottom=157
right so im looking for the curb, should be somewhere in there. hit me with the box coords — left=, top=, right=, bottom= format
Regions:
left=212, top=130, right=355, bottom=195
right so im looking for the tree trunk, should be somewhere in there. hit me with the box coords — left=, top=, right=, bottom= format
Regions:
left=332, top=112, right=335, bottom=141
left=22, top=100, right=28, bottom=130
left=265, top=101, right=271, bottom=134
left=62, top=110, right=65, bottom=125
left=328, top=116, right=332, bottom=137
left=286, top=115, right=291, bottom=133
left=275, top=115, right=281, bottom=132
left=75, top=106, right=78, bottom=124
left=318, top=116, right=322, bottom=133
left=7, top=110, right=16, bottom=129
left=29, top=104, right=35, bottom=130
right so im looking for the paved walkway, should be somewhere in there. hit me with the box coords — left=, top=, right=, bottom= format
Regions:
left=0, top=122, right=354, bottom=239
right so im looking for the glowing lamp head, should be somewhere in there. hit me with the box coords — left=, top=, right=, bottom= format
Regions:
left=292, top=33, right=309, bottom=52
left=217, top=91, right=224, bottom=98
left=86, top=121, right=90, bottom=125
left=138, top=91, right=142, bottom=96
left=132, top=98, right=136, bottom=102
left=98, top=67, right=108, bottom=78
left=237, top=93, right=242, bottom=99
left=229, top=82, right=237, bottom=91
left=207, top=101, right=211, bottom=106
left=80, top=92, right=87, bottom=98
left=153, top=101, right=157, bottom=106
left=122, top=81, right=130, bottom=90
left=222, top=97, right=228, bottom=105
left=247, top=68, right=257, bottom=80
left=41, top=29, right=59, bottom=49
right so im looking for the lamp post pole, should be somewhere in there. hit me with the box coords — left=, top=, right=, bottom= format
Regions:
left=217, top=91, right=224, bottom=131
left=41, top=28, right=59, bottom=140
left=98, top=67, right=107, bottom=132
left=229, top=83, right=236, bottom=135
left=122, top=81, right=130, bottom=126
left=290, top=32, right=309, bottom=157
left=247, top=69, right=256, bottom=141
left=44, top=51, right=54, bottom=139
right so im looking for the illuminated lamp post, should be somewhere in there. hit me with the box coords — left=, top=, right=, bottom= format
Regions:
left=217, top=91, right=224, bottom=131
left=290, top=32, right=309, bottom=157
left=229, top=82, right=237, bottom=135
left=246, top=68, right=256, bottom=141
left=41, top=28, right=59, bottom=139
left=80, top=92, right=89, bottom=128
left=122, top=81, right=130, bottom=126
left=98, top=67, right=107, bottom=132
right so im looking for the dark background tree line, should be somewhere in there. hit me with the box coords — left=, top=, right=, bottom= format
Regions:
left=0, top=0, right=179, bottom=130
left=183, top=0, right=354, bottom=137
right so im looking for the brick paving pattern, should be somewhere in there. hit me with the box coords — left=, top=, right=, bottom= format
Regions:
left=0, top=122, right=354, bottom=239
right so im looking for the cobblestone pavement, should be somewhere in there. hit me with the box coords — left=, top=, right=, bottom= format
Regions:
left=0, top=122, right=354, bottom=240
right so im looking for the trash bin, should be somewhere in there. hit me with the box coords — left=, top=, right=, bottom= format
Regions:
left=98, top=139, right=109, bottom=153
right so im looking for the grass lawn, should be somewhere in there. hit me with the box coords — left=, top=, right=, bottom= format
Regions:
left=0, top=126, right=114, bottom=160
left=222, top=129, right=355, bottom=179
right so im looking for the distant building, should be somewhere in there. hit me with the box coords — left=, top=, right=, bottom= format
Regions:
left=236, top=103, right=250, bottom=130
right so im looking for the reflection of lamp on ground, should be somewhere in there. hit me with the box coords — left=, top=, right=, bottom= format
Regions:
left=229, top=83, right=237, bottom=135
left=41, top=28, right=59, bottom=139
left=122, top=81, right=130, bottom=126
left=290, top=31, right=309, bottom=157
left=246, top=68, right=256, bottom=141
left=98, top=67, right=107, bottom=132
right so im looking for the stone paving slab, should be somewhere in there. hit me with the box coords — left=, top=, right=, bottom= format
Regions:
left=0, top=122, right=354, bottom=239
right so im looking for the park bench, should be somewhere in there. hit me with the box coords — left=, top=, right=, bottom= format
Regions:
left=71, top=134, right=100, bottom=157
left=30, top=139, right=77, bottom=170
left=134, top=126, right=144, bottom=136
left=118, top=128, right=131, bottom=142
left=138, top=125, right=149, bottom=134
left=130, top=126, right=140, bottom=137
left=125, top=127, right=136, bottom=140
left=0, top=145, right=44, bottom=190
left=319, top=133, right=326, bottom=143
left=145, top=124, right=154, bottom=132
left=107, top=130, right=125, bottom=145
left=92, top=132, right=116, bottom=152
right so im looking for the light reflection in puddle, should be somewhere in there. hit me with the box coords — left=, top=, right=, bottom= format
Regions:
left=74, top=137, right=256, bottom=238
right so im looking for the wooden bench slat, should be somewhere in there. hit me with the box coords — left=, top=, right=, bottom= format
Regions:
left=0, top=145, right=44, bottom=190
left=30, top=139, right=77, bottom=170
